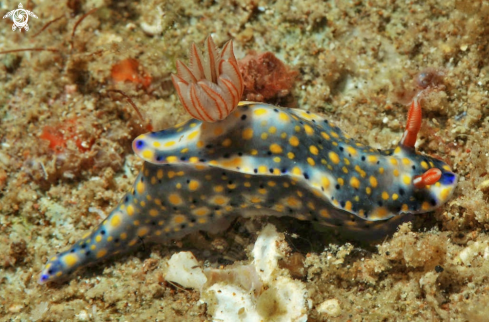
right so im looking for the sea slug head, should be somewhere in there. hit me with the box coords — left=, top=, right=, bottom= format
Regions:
left=386, top=145, right=458, bottom=216
left=392, top=95, right=457, bottom=215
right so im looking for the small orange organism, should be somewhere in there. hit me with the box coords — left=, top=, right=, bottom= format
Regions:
left=40, top=118, right=93, bottom=153
left=238, top=51, right=298, bottom=102
left=111, top=58, right=152, bottom=90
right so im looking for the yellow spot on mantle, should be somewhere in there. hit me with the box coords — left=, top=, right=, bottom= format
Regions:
left=320, top=209, right=329, bottom=218
left=157, top=169, right=164, bottom=179
left=344, top=146, right=356, bottom=156
left=63, top=254, right=78, bottom=267
left=188, top=180, right=200, bottom=191
left=96, top=249, right=107, bottom=258
left=188, top=131, right=199, bottom=140
left=213, top=196, right=227, bottom=205
left=279, top=112, right=290, bottom=122
left=289, top=136, right=299, bottom=147
left=304, top=124, right=314, bottom=135
left=369, top=176, right=378, bottom=188
left=169, top=194, right=182, bottom=205
left=174, top=215, right=186, bottom=224
left=370, top=207, right=389, bottom=220
left=138, top=227, right=149, bottom=237
left=270, top=143, right=283, bottom=154
left=329, top=151, right=340, bottom=164
left=287, top=197, right=300, bottom=207
left=367, top=155, right=377, bottom=163
left=291, top=167, right=302, bottom=176
left=111, top=214, right=122, bottom=227
left=142, top=150, right=154, bottom=159
left=403, top=175, right=411, bottom=185
left=309, top=145, right=319, bottom=155
left=321, top=132, right=330, bottom=140
left=242, top=128, right=254, bottom=140
left=422, top=201, right=431, bottom=210
left=350, top=177, right=360, bottom=189
left=214, top=127, right=224, bottom=136
left=222, top=138, right=232, bottom=147
left=193, top=207, right=210, bottom=216
left=136, top=181, right=145, bottom=194
left=322, top=177, right=330, bottom=189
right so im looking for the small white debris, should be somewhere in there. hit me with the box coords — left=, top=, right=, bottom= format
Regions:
left=126, top=22, right=137, bottom=31
left=140, top=6, right=165, bottom=36
left=457, top=241, right=488, bottom=266
left=0, top=151, right=11, bottom=165
left=204, top=265, right=262, bottom=294
left=205, top=284, right=261, bottom=322
left=63, top=171, right=75, bottom=179
left=255, top=276, right=308, bottom=322
left=317, top=299, right=342, bottom=317
left=30, top=302, right=49, bottom=321
left=484, top=246, right=489, bottom=260
left=477, top=179, right=489, bottom=192
left=164, top=252, right=207, bottom=289
left=252, top=224, right=286, bottom=283
left=88, top=207, right=106, bottom=219
left=205, top=224, right=308, bottom=322
left=166, top=225, right=309, bottom=321
left=8, top=304, right=24, bottom=313
left=76, top=310, right=90, bottom=321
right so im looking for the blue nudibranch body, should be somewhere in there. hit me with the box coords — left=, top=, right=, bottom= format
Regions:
left=39, top=102, right=457, bottom=283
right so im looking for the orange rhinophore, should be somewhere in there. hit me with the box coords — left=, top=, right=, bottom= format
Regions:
left=171, top=36, right=244, bottom=122
left=400, top=95, right=423, bottom=149
left=413, top=168, right=443, bottom=189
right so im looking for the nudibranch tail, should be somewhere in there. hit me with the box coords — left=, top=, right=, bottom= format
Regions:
left=38, top=181, right=149, bottom=284
left=39, top=162, right=238, bottom=284
left=171, top=36, right=244, bottom=123
left=40, top=100, right=457, bottom=284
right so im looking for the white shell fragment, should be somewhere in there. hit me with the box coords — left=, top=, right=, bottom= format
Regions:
left=316, top=298, right=342, bottom=317
left=163, top=224, right=309, bottom=321
left=164, top=251, right=207, bottom=289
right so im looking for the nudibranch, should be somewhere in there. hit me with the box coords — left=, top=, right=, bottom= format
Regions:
left=39, top=37, right=456, bottom=284
left=39, top=99, right=457, bottom=284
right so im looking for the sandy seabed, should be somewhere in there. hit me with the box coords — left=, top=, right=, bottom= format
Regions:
left=1, top=0, right=489, bottom=321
